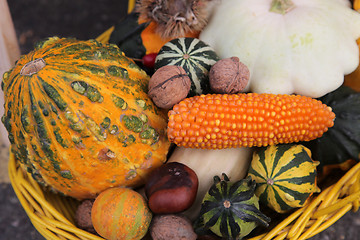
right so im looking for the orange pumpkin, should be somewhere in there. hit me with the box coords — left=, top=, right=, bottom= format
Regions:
left=140, top=21, right=200, bottom=55
left=344, top=38, right=360, bottom=91
left=354, top=0, right=360, bottom=11
left=91, top=187, right=152, bottom=240
left=344, top=2, right=360, bottom=91
left=108, top=12, right=200, bottom=66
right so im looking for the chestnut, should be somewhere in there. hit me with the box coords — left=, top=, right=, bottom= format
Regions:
left=145, top=162, right=198, bottom=214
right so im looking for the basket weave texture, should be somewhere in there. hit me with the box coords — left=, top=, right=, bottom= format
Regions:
left=7, top=0, right=360, bottom=239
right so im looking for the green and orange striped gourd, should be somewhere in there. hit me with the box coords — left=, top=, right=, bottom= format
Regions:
left=91, top=187, right=152, bottom=240
left=1, top=37, right=170, bottom=199
left=167, top=93, right=335, bottom=149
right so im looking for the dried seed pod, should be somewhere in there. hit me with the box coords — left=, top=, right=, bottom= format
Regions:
left=209, top=56, right=250, bottom=94
left=148, top=65, right=191, bottom=109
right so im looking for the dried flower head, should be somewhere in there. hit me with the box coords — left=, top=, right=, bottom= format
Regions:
left=136, top=0, right=218, bottom=39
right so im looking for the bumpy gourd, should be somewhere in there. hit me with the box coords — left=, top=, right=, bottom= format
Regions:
left=1, top=37, right=170, bottom=199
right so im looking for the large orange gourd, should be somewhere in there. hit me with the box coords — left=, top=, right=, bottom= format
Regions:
left=1, top=37, right=170, bottom=199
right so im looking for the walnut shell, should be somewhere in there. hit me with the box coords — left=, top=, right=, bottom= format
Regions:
left=75, top=199, right=96, bottom=234
left=209, top=57, right=250, bottom=94
left=150, top=214, right=197, bottom=240
left=148, top=65, right=191, bottom=109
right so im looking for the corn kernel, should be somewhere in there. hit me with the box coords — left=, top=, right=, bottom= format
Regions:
left=167, top=93, right=335, bottom=149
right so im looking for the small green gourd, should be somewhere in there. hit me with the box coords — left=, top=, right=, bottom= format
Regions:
left=154, top=37, right=220, bottom=97
left=194, top=174, right=270, bottom=239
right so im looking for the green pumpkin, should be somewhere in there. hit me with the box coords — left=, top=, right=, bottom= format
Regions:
left=154, top=37, right=220, bottom=96
left=248, top=144, right=320, bottom=213
left=194, top=174, right=270, bottom=239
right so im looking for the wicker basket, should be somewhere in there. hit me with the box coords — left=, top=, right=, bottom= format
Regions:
left=8, top=150, right=360, bottom=240
left=7, top=0, right=360, bottom=239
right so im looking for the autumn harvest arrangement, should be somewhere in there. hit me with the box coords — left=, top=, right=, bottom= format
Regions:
left=3, top=0, right=360, bottom=239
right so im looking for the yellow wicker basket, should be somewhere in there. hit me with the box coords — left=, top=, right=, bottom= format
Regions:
left=8, top=151, right=360, bottom=240
left=7, top=0, right=360, bottom=239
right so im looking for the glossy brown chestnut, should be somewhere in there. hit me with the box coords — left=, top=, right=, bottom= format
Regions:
left=145, top=162, right=199, bottom=214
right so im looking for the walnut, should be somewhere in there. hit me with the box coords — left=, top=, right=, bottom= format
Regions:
left=209, top=57, right=250, bottom=94
left=148, top=65, right=191, bottom=109
left=75, top=199, right=96, bottom=234
left=150, top=214, right=197, bottom=240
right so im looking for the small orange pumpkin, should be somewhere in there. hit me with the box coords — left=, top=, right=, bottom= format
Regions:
left=140, top=21, right=200, bottom=55
left=354, top=0, right=360, bottom=11
left=344, top=38, right=360, bottom=91
left=109, top=12, right=200, bottom=66
left=91, top=187, right=152, bottom=240
left=344, top=2, right=360, bottom=91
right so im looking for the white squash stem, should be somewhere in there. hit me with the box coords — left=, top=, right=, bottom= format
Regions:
left=270, top=0, right=295, bottom=14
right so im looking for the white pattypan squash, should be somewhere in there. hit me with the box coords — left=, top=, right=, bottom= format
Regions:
left=200, top=0, right=360, bottom=98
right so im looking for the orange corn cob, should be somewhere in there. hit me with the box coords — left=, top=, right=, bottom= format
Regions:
left=167, top=93, right=335, bottom=149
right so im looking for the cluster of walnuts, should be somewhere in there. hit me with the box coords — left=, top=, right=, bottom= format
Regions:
left=148, top=57, right=250, bottom=109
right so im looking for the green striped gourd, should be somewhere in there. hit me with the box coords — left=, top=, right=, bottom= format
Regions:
left=154, top=37, right=220, bottom=96
left=248, top=144, right=321, bottom=213
left=1, top=37, right=170, bottom=199
left=194, top=174, right=270, bottom=239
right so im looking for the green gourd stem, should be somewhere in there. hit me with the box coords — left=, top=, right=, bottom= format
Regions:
left=270, top=0, right=295, bottom=14
left=20, top=58, right=46, bottom=76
